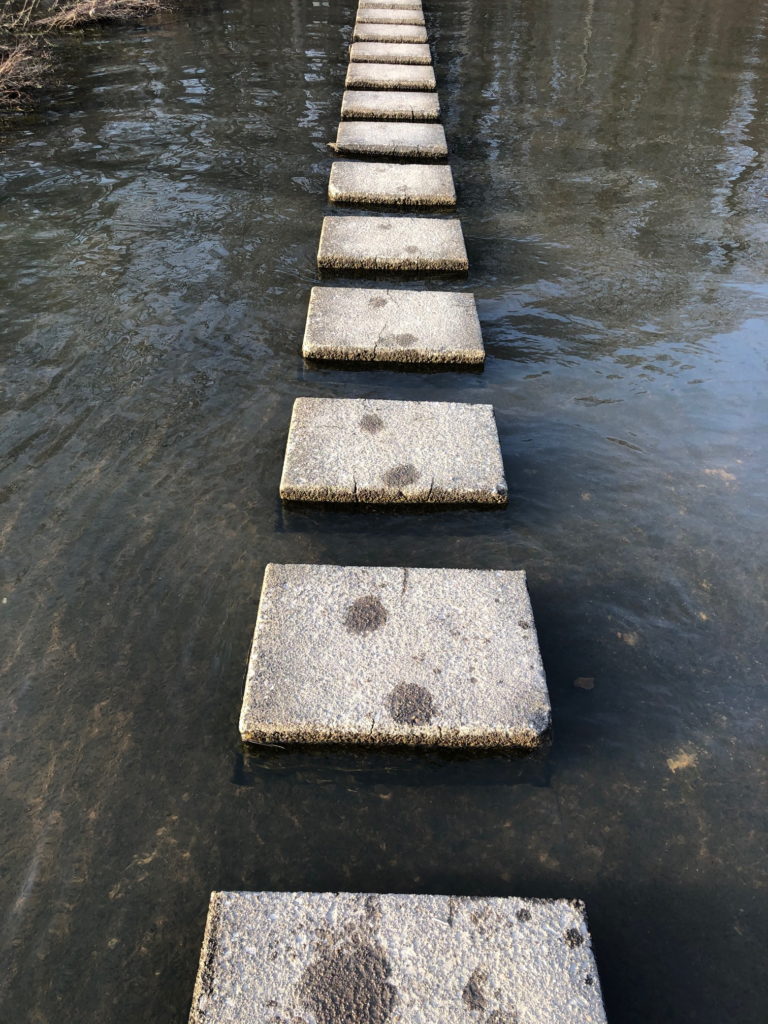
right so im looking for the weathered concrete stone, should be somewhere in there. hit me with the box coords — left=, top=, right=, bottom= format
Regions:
left=349, top=41, right=432, bottom=64
left=341, top=88, right=439, bottom=121
left=345, top=61, right=435, bottom=91
left=240, top=564, right=549, bottom=748
left=353, top=23, right=428, bottom=43
left=356, top=7, right=425, bottom=23
left=359, top=0, right=423, bottom=8
left=317, top=215, right=468, bottom=272
left=333, top=121, right=448, bottom=159
left=188, top=891, right=608, bottom=1024
left=279, top=397, right=505, bottom=504
left=328, top=162, right=455, bottom=207
left=302, top=286, right=484, bottom=364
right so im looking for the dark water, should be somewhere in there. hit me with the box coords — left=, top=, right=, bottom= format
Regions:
left=2, top=0, right=767, bottom=1019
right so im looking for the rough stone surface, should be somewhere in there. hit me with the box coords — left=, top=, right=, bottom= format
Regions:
left=317, top=216, right=468, bottom=272
left=353, top=23, right=428, bottom=43
left=328, top=162, right=455, bottom=207
left=240, top=564, right=550, bottom=748
left=356, top=7, right=425, bottom=24
left=341, top=88, right=439, bottom=121
left=333, top=121, right=447, bottom=159
left=349, top=41, right=432, bottom=64
left=359, top=0, right=423, bottom=8
left=279, top=397, right=506, bottom=504
left=345, top=61, right=435, bottom=91
left=302, top=286, right=484, bottom=364
left=188, top=891, right=608, bottom=1024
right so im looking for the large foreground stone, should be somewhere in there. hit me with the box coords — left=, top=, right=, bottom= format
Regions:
left=345, top=61, right=435, bottom=90
left=328, top=162, right=455, bottom=207
left=317, top=215, right=468, bottom=272
left=353, top=23, right=428, bottom=43
left=349, top=41, right=432, bottom=64
left=333, top=121, right=448, bottom=158
left=279, top=397, right=506, bottom=504
left=341, top=88, right=439, bottom=121
left=356, top=7, right=425, bottom=23
left=188, top=891, right=608, bottom=1024
left=302, top=286, right=484, bottom=364
left=240, top=563, right=549, bottom=748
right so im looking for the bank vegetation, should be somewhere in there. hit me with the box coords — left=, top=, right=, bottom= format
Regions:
left=1, top=0, right=163, bottom=111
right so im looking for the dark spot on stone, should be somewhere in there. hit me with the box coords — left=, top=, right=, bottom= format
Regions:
left=369, top=296, right=388, bottom=308
left=487, top=1012, right=517, bottom=1024
left=378, top=222, right=392, bottom=231
left=389, top=682, right=435, bottom=725
left=360, top=413, right=385, bottom=434
left=585, top=974, right=594, bottom=986
left=382, top=463, right=419, bottom=488
left=405, top=245, right=418, bottom=253
left=301, top=936, right=396, bottom=1024
left=518, top=620, right=530, bottom=630
left=462, top=969, right=487, bottom=1013
left=344, top=595, right=388, bottom=635
left=565, top=927, right=584, bottom=948
left=388, top=332, right=417, bottom=347
left=516, top=908, right=531, bottom=922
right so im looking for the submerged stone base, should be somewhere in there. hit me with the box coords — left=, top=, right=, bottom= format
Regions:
left=345, top=61, right=436, bottom=90
left=279, top=397, right=506, bottom=504
left=240, top=563, right=549, bottom=748
left=353, top=23, right=428, bottom=43
left=349, top=41, right=432, bottom=64
left=302, top=286, right=484, bottom=364
left=341, top=88, right=439, bottom=121
left=333, top=121, right=448, bottom=158
left=189, top=891, right=608, bottom=1024
left=328, top=161, right=455, bottom=206
left=317, top=215, right=468, bottom=272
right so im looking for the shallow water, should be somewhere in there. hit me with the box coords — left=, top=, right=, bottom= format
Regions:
left=1, top=0, right=767, bottom=1020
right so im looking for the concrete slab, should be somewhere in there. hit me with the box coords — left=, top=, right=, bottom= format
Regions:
left=189, top=891, right=608, bottom=1024
left=349, top=41, right=432, bottom=64
left=317, top=215, right=468, bottom=273
left=240, top=563, right=549, bottom=748
left=341, top=88, right=439, bottom=121
left=345, top=61, right=436, bottom=90
left=313, top=215, right=466, bottom=272
left=333, top=121, right=448, bottom=159
left=302, top=286, right=484, bottom=364
left=279, top=397, right=506, bottom=504
left=353, top=23, right=428, bottom=43
left=328, top=162, right=455, bottom=207
left=359, top=0, right=423, bottom=8
left=356, top=7, right=425, bottom=23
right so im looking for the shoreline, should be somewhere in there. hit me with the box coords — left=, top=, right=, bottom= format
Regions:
left=1, top=0, right=166, bottom=114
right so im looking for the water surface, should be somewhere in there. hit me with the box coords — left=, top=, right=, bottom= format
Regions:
left=1, top=0, right=767, bottom=1020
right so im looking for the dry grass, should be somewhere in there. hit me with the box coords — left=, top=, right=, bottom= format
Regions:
left=1, top=0, right=165, bottom=111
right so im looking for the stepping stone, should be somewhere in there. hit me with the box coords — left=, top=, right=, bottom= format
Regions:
left=302, top=286, right=484, bottom=364
left=353, top=23, right=428, bottom=43
left=349, top=41, right=432, bottom=64
left=359, top=0, right=424, bottom=8
left=345, top=61, right=436, bottom=90
left=333, top=121, right=448, bottom=158
left=356, top=7, right=425, bottom=23
left=317, top=215, right=468, bottom=273
left=279, top=397, right=505, bottom=504
left=240, top=563, right=549, bottom=748
left=189, top=892, right=608, bottom=1024
left=328, top=162, right=455, bottom=207
left=341, top=88, right=439, bottom=121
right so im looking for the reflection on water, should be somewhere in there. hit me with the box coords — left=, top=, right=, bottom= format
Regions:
left=1, top=0, right=767, bottom=1020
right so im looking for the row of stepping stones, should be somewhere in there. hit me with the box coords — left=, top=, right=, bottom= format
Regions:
left=188, top=1, right=609, bottom=1021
